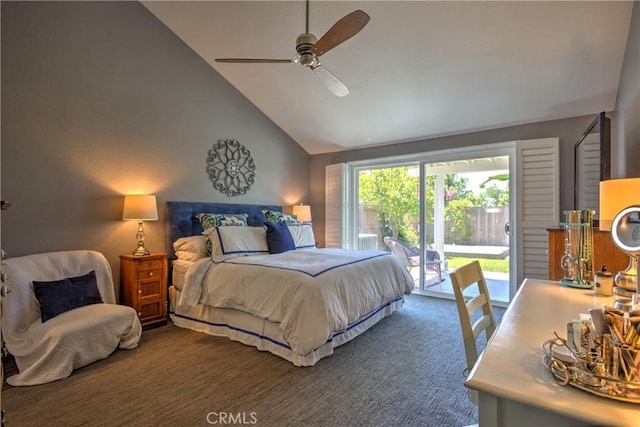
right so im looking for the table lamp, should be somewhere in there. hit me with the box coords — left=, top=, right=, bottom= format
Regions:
left=599, top=178, right=640, bottom=307
left=122, top=194, right=158, bottom=256
left=292, top=204, right=312, bottom=223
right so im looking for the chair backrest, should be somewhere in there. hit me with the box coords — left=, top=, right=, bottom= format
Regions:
left=383, top=237, right=419, bottom=268
left=2, top=250, right=116, bottom=335
left=449, top=260, right=496, bottom=405
left=426, top=249, right=440, bottom=262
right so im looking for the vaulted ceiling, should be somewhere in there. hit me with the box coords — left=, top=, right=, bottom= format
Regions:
left=142, top=1, right=633, bottom=154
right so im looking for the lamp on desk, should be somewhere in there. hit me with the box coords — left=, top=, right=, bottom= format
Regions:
left=122, top=194, right=158, bottom=256
left=599, top=178, right=640, bottom=306
left=292, top=204, right=312, bottom=223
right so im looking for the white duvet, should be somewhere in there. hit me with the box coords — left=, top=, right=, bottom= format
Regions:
left=179, top=249, right=414, bottom=356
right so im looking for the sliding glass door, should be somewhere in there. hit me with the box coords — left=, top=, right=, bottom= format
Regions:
left=422, top=157, right=510, bottom=303
left=351, top=149, right=512, bottom=304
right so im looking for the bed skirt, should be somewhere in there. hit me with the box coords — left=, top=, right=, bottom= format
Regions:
left=169, top=286, right=404, bottom=366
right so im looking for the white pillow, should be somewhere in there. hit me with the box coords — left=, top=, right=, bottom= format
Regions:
left=287, top=223, right=316, bottom=249
left=175, top=250, right=207, bottom=262
left=173, top=236, right=208, bottom=257
left=204, top=226, right=269, bottom=262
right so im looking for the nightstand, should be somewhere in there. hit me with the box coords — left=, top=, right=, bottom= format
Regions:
left=120, top=253, right=168, bottom=329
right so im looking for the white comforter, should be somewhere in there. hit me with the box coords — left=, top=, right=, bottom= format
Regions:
left=179, top=249, right=414, bottom=356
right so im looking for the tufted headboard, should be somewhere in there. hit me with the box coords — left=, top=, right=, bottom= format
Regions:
left=165, top=201, right=281, bottom=260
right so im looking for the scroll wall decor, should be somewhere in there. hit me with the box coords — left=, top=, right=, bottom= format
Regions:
left=206, top=139, right=256, bottom=197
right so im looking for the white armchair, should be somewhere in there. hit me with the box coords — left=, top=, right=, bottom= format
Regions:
left=1, top=250, right=142, bottom=386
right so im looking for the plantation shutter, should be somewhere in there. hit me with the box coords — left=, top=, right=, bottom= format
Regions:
left=325, top=163, right=348, bottom=248
left=515, top=137, right=559, bottom=284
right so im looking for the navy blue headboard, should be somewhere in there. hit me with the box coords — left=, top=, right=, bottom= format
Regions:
left=165, top=201, right=281, bottom=259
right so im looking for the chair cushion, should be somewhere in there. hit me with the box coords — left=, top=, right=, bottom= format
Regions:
left=33, top=270, right=103, bottom=322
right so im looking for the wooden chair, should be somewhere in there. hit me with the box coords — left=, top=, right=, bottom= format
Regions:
left=449, top=260, right=496, bottom=405
left=382, top=237, right=443, bottom=288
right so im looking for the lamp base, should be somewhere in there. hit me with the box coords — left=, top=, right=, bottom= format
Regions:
left=132, top=246, right=150, bottom=256
left=131, top=220, right=150, bottom=256
left=613, top=256, right=638, bottom=311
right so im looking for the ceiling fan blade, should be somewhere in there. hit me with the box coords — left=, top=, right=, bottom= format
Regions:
left=312, top=10, right=370, bottom=57
left=312, top=64, right=349, bottom=97
left=215, top=58, right=292, bottom=64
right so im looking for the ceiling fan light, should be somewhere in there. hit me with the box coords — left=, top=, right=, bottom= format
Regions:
left=299, top=53, right=318, bottom=68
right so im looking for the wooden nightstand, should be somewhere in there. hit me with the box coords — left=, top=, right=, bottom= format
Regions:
left=120, top=253, right=168, bottom=329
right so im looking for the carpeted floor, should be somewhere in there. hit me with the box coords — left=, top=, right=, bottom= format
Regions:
left=2, top=294, right=504, bottom=427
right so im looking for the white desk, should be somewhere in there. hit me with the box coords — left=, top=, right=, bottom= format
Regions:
left=466, top=278, right=640, bottom=427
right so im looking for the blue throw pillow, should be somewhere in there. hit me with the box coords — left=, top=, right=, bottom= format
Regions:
left=33, top=270, right=104, bottom=323
left=265, top=221, right=296, bottom=254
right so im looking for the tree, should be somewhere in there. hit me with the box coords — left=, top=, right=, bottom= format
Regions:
left=359, top=167, right=419, bottom=244
left=443, top=174, right=474, bottom=244
left=359, top=167, right=509, bottom=246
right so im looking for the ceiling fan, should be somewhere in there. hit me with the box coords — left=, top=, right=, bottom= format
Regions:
left=215, top=1, right=370, bottom=97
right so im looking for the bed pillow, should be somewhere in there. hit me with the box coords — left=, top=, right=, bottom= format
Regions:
left=173, top=236, right=208, bottom=257
left=204, top=226, right=269, bottom=262
left=33, top=270, right=104, bottom=323
left=262, top=210, right=298, bottom=224
left=196, top=213, right=249, bottom=253
left=265, top=221, right=296, bottom=254
left=175, top=250, right=207, bottom=262
left=287, top=223, right=317, bottom=249
left=196, top=213, right=249, bottom=231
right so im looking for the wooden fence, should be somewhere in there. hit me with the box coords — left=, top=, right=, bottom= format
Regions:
left=360, top=204, right=509, bottom=248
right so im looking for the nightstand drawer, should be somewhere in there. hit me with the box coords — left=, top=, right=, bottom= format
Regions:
left=135, top=258, right=163, bottom=271
left=138, top=300, right=162, bottom=320
left=136, top=267, right=163, bottom=281
left=138, top=277, right=162, bottom=297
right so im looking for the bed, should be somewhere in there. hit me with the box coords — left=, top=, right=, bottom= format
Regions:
left=165, top=201, right=414, bottom=366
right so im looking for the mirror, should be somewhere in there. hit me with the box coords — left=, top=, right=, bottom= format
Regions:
left=611, top=206, right=640, bottom=256
left=574, top=112, right=611, bottom=222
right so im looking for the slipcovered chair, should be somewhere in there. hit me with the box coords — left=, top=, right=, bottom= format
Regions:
left=1, top=250, right=142, bottom=386
left=383, top=237, right=443, bottom=288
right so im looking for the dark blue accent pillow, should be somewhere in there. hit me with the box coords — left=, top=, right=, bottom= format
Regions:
left=33, top=270, right=104, bottom=323
left=265, top=221, right=296, bottom=254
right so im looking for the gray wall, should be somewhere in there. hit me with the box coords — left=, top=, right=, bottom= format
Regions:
left=1, top=1, right=310, bottom=294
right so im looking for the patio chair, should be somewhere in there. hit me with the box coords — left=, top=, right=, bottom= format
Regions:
left=383, top=237, right=443, bottom=288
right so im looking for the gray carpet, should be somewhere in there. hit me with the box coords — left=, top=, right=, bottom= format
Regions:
left=2, top=294, right=504, bottom=427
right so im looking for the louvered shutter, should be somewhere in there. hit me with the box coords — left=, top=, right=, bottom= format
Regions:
left=515, top=138, right=559, bottom=283
left=325, top=163, right=348, bottom=248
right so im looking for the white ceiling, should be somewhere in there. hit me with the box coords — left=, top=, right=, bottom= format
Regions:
left=142, top=1, right=633, bottom=155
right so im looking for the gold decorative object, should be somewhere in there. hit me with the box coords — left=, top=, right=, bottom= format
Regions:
left=560, top=210, right=595, bottom=288
left=541, top=305, right=640, bottom=403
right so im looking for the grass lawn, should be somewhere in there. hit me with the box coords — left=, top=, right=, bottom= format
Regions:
left=446, top=257, right=509, bottom=273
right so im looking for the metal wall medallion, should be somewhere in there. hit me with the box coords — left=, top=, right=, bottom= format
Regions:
left=206, top=139, right=256, bottom=197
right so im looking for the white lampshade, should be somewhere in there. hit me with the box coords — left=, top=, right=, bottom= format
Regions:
left=292, top=204, right=312, bottom=223
left=599, top=179, right=640, bottom=231
left=122, top=195, right=158, bottom=221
